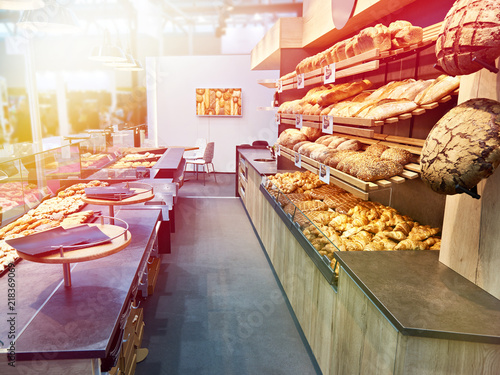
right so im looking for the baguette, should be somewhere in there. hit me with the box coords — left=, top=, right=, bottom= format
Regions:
left=414, top=75, right=460, bottom=105
left=317, top=80, right=372, bottom=107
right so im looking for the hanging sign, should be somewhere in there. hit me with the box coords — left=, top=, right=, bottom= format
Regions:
left=294, top=152, right=301, bottom=168
left=319, top=164, right=330, bottom=184
left=295, top=114, right=303, bottom=129
left=297, top=73, right=304, bottom=89
left=322, top=116, right=333, bottom=134
left=324, top=63, right=336, bottom=84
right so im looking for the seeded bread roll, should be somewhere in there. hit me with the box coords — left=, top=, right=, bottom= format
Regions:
left=380, top=147, right=413, bottom=165
left=436, top=0, right=500, bottom=76
left=420, top=98, right=500, bottom=194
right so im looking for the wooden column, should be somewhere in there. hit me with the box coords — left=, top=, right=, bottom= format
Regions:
left=439, top=58, right=500, bottom=299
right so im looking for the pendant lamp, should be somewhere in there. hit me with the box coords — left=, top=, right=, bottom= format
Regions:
left=17, top=2, right=80, bottom=34
left=0, top=0, right=44, bottom=10
left=88, top=30, right=127, bottom=62
left=117, top=59, right=143, bottom=71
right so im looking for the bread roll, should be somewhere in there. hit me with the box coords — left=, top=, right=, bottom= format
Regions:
left=277, top=128, right=308, bottom=149
left=436, top=0, right=500, bottom=76
left=317, top=80, right=372, bottom=107
left=420, top=98, right=500, bottom=195
left=300, top=126, right=323, bottom=141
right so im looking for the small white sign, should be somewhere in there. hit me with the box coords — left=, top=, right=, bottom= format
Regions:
left=295, top=114, right=303, bottom=129
left=297, top=73, right=304, bottom=89
left=277, top=80, right=283, bottom=93
left=324, top=63, right=336, bottom=84
left=275, top=112, right=280, bottom=125
left=276, top=145, right=281, bottom=156
left=294, top=152, right=302, bottom=168
left=319, top=164, right=330, bottom=183
left=322, top=116, right=333, bottom=134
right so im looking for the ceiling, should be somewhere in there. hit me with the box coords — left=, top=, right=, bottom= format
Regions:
left=0, top=0, right=303, bottom=39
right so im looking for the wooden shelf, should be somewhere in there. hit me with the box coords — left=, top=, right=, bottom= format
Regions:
left=276, top=22, right=442, bottom=92
left=280, top=145, right=420, bottom=200
left=251, top=17, right=303, bottom=70
left=277, top=89, right=457, bottom=130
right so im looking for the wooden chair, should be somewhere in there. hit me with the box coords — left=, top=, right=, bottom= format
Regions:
left=184, top=142, right=217, bottom=185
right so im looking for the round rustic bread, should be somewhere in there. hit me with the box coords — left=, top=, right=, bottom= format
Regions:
left=420, top=98, right=500, bottom=194
left=435, top=0, right=500, bottom=76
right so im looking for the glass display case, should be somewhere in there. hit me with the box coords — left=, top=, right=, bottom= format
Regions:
left=0, top=143, right=81, bottom=226
left=261, top=175, right=339, bottom=287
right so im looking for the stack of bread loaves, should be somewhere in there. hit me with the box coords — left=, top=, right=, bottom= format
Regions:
left=294, top=20, right=424, bottom=75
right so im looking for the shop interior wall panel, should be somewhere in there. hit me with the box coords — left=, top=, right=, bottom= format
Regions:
left=250, top=18, right=304, bottom=71
left=440, top=59, right=500, bottom=299
left=150, top=55, right=279, bottom=173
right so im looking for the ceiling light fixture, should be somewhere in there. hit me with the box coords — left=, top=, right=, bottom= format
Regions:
left=17, top=2, right=80, bottom=34
left=117, top=59, right=143, bottom=72
left=88, top=30, right=126, bottom=62
left=0, top=0, right=44, bottom=10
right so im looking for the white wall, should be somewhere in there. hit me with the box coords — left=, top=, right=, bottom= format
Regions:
left=147, top=55, right=279, bottom=173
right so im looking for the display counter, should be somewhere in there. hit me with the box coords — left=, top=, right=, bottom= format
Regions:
left=0, top=206, right=162, bottom=374
left=238, top=149, right=500, bottom=375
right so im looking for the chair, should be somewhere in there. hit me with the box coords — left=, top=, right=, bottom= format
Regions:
left=184, top=142, right=217, bottom=185
left=252, top=140, right=269, bottom=147
left=184, top=138, right=207, bottom=171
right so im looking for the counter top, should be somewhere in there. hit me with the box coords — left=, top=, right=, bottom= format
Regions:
left=334, top=250, right=500, bottom=344
left=0, top=207, right=161, bottom=361
left=238, top=148, right=277, bottom=176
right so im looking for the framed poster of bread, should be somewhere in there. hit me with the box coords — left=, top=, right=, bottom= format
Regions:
left=196, top=88, right=242, bottom=116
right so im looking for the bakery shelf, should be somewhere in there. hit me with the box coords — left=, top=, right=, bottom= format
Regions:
left=278, top=22, right=443, bottom=92
left=278, top=145, right=419, bottom=199
left=277, top=87, right=458, bottom=130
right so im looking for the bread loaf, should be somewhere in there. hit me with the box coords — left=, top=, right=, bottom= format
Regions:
left=300, top=126, right=323, bottom=141
left=436, top=0, right=500, bottom=76
left=354, top=24, right=391, bottom=55
left=420, top=98, right=500, bottom=194
left=389, top=20, right=423, bottom=48
left=414, top=75, right=460, bottom=105
left=317, top=80, right=372, bottom=107
left=277, top=128, right=308, bottom=149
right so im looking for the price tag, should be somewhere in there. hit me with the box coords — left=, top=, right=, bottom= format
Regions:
left=297, top=73, right=304, bottom=89
left=24, top=193, right=40, bottom=209
left=41, top=186, right=52, bottom=197
left=318, top=164, right=330, bottom=184
left=324, top=63, right=336, bottom=84
left=295, top=114, right=303, bottom=129
left=276, top=145, right=281, bottom=156
left=322, top=116, right=333, bottom=134
left=275, top=112, right=281, bottom=125
left=277, top=80, right=283, bottom=93
left=294, top=152, right=301, bottom=168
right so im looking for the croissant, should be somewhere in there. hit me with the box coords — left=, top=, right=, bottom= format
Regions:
left=380, top=238, right=398, bottom=250
left=350, top=230, right=373, bottom=245
left=362, top=221, right=388, bottom=234
left=352, top=215, right=370, bottom=227
left=393, top=221, right=414, bottom=236
left=408, top=225, right=440, bottom=241
left=364, top=241, right=386, bottom=251
left=430, top=240, right=441, bottom=250
left=394, top=239, right=428, bottom=250
left=385, top=230, right=407, bottom=241
left=343, top=239, right=364, bottom=251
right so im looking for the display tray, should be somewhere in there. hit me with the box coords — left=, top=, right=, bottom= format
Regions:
left=259, top=184, right=337, bottom=286
left=6, top=224, right=111, bottom=257
left=84, top=186, right=140, bottom=200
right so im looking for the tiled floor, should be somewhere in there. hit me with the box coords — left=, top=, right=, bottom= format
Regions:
left=135, top=194, right=321, bottom=375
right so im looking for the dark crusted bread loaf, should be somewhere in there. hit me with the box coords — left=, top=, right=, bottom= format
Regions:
left=436, top=0, right=500, bottom=76
left=420, top=98, right=500, bottom=194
